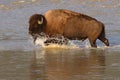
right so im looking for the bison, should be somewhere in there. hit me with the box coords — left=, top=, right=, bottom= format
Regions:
left=29, top=9, right=109, bottom=47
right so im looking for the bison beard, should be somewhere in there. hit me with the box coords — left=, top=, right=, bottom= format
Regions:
left=29, top=9, right=109, bottom=48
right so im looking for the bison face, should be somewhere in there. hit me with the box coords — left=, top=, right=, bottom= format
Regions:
left=29, top=14, right=46, bottom=42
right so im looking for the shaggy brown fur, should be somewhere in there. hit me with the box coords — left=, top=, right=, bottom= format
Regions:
left=29, top=9, right=109, bottom=47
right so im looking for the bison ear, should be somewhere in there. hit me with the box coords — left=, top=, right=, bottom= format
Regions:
left=38, top=16, right=43, bottom=25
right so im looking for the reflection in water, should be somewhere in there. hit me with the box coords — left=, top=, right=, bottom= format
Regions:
left=30, top=50, right=46, bottom=80
left=31, top=49, right=106, bottom=80
left=0, top=49, right=120, bottom=80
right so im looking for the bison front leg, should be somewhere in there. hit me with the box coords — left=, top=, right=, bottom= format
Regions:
left=32, top=34, right=38, bottom=44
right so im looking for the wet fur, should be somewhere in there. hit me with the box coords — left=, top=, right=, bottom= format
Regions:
left=29, top=9, right=109, bottom=47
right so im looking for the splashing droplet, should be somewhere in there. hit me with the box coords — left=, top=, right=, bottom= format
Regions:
left=34, top=33, right=79, bottom=49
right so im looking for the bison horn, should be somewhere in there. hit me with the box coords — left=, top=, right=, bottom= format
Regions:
left=38, top=17, right=43, bottom=24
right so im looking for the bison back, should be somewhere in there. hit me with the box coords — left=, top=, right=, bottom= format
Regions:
left=44, top=9, right=103, bottom=40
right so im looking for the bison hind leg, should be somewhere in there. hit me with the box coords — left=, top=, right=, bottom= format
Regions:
left=89, top=40, right=97, bottom=48
left=88, top=38, right=97, bottom=48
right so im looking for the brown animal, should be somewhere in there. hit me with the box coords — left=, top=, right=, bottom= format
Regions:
left=29, top=9, right=109, bottom=47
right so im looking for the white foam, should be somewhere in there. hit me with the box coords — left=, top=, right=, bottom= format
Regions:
left=35, top=37, right=79, bottom=49
left=35, top=37, right=47, bottom=47
left=34, top=36, right=120, bottom=50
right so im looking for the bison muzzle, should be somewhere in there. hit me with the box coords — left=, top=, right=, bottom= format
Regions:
left=29, top=9, right=109, bottom=48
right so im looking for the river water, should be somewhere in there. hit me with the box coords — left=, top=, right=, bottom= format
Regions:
left=0, top=0, right=120, bottom=80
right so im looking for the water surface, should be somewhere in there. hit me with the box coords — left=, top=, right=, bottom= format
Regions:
left=0, top=0, right=120, bottom=80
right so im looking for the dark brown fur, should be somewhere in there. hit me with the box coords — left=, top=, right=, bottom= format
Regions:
left=29, top=9, right=109, bottom=47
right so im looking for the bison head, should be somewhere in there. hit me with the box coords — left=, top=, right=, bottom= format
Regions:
left=29, top=14, right=47, bottom=43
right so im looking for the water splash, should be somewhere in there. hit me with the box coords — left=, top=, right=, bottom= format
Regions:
left=29, top=32, right=120, bottom=49
left=34, top=33, right=79, bottom=49
left=34, top=34, right=100, bottom=49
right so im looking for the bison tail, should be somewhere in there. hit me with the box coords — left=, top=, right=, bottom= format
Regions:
left=98, top=24, right=109, bottom=46
left=99, top=23, right=106, bottom=38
